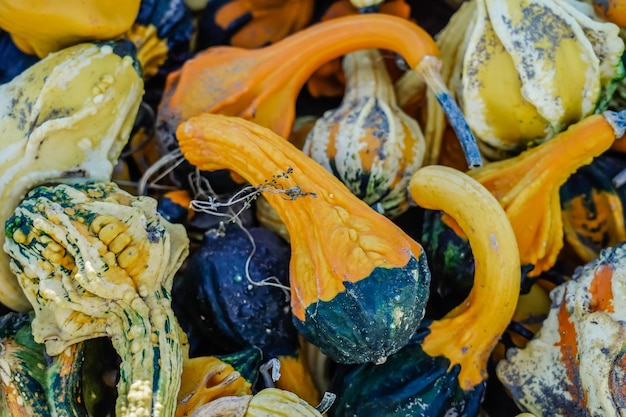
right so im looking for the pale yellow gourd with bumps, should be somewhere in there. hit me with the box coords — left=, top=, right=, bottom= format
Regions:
left=4, top=182, right=189, bottom=417
left=0, top=41, right=144, bottom=311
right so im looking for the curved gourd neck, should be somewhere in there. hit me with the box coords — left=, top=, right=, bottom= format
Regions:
left=259, top=13, right=438, bottom=92
left=409, top=165, right=520, bottom=392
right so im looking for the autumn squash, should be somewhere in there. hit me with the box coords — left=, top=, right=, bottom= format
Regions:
left=126, top=0, right=193, bottom=79
left=592, top=0, right=626, bottom=27
left=497, top=242, right=626, bottom=416
left=196, top=0, right=314, bottom=50
left=157, top=13, right=482, bottom=169
left=4, top=182, right=190, bottom=417
left=191, top=388, right=325, bottom=416
left=158, top=189, right=193, bottom=224
left=419, top=209, right=474, bottom=314
left=0, top=0, right=141, bottom=57
left=176, top=347, right=261, bottom=417
left=177, top=113, right=431, bottom=364
left=468, top=110, right=626, bottom=277
left=302, top=48, right=426, bottom=218
left=560, top=152, right=626, bottom=263
left=173, top=221, right=320, bottom=405
left=0, top=312, right=87, bottom=417
left=328, top=164, right=520, bottom=416
left=424, top=0, right=624, bottom=161
left=0, top=40, right=144, bottom=312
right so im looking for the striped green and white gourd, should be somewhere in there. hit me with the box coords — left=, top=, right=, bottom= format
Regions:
left=0, top=312, right=87, bottom=417
left=302, top=48, right=426, bottom=218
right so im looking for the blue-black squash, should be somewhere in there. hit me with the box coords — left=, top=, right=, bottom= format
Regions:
left=172, top=222, right=321, bottom=405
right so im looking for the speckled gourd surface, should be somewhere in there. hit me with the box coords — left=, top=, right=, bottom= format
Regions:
left=3, top=181, right=189, bottom=417
left=0, top=41, right=144, bottom=311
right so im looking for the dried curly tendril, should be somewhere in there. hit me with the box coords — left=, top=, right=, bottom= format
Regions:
left=3, top=181, right=189, bottom=417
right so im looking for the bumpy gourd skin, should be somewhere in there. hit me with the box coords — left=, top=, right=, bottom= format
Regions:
left=177, top=113, right=430, bottom=365
left=0, top=41, right=144, bottom=311
left=4, top=182, right=189, bottom=417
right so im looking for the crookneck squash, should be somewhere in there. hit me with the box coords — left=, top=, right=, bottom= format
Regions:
left=302, top=48, right=426, bottom=218
left=0, top=40, right=144, bottom=312
left=468, top=110, right=626, bottom=277
left=4, top=182, right=189, bottom=417
left=329, top=165, right=521, bottom=416
left=157, top=13, right=481, bottom=169
left=178, top=114, right=487, bottom=364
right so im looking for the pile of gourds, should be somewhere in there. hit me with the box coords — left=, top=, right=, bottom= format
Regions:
left=1, top=0, right=626, bottom=416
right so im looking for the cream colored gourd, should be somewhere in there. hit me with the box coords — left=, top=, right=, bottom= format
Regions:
left=419, top=0, right=624, bottom=161
left=303, top=49, right=426, bottom=218
left=4, top=182, right=189, bottom=417
left=0, top=41, right=143, bottom=311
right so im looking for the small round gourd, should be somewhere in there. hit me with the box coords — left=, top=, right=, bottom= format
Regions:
left=303, top=48, right=425, bottom=218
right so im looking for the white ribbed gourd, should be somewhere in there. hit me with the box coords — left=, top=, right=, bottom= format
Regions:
left=303, top=48, right=426, bottom=218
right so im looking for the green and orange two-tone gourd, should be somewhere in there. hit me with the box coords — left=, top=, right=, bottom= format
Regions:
left=176, top=113, right=431, bottom=364
left=329, top=165, right=521, bottom=416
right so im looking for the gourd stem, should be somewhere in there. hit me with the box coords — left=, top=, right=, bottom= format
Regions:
left=416, top=56, right=483, bottom=168
left=409, top=165, right=520, bottom=391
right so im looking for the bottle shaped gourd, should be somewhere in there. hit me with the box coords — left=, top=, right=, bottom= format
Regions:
left=177, top=114, right=482, bottom=365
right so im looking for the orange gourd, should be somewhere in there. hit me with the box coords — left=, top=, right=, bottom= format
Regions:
left=468, top=110, right=626, bottom=276
left=157, top=14, right=438, bottom=147
left=176, top=113, right=431, bottom=364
